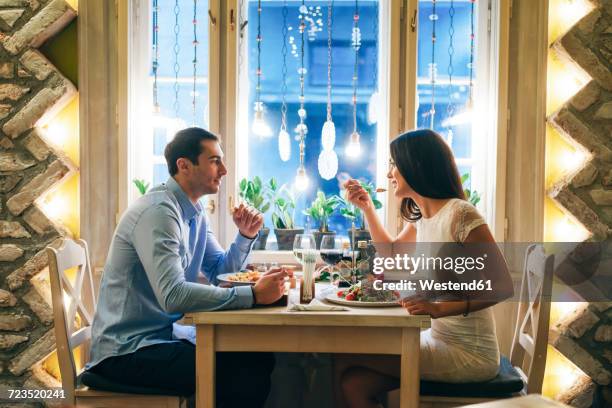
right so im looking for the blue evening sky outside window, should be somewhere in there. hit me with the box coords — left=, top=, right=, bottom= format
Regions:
left=246, top=1, right=380, bottom=238
left=148, top=0, right=478, bottom=238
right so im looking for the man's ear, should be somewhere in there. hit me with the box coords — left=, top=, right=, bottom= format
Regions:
left=176, top=158, right=190, bottom=173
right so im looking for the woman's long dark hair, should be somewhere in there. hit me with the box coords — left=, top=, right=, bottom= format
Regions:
left=390, top=129, right=466, bottom=222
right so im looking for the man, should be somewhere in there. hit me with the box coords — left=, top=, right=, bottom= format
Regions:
left=85, top=127, right=286, bottom=406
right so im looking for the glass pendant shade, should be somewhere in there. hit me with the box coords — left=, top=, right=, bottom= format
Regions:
left=345, top=131, right=362, bottom=158
left=318, top=149, right=338, bottom=180
left=295, top=166, right=310, bottom=191
left=278, top=128, right=291, bottom=161
left=321, top=120, right=336, bottom=151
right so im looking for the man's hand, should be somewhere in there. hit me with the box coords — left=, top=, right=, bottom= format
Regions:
left=232, top=203, right=263, bottom=239
left=252, top=268, right=288, bottom=305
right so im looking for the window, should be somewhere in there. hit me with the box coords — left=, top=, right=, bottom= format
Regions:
left=128, top=0, right=210, bottom=203
left=236, top=0, right=386, bottom=244
left=415, top=0, right=491, bottom=213
left=124, top=0, right=502, bottom=251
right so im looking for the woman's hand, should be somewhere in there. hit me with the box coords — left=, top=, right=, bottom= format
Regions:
left=343, top=179, right=374, bottom=212
left=400, top=295, right=443, bottom=319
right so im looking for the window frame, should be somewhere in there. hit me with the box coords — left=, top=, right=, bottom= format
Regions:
left=115, top=0, right=510, bottom=266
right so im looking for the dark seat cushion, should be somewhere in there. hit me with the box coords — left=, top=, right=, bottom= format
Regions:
left=420, top=356, right=524, bottom=398
left=79, top=370, right=186, bottom=397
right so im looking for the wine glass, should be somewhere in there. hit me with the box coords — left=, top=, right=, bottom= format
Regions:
left=293, top=234, right=315, bottom=265
left=320, top=235, right=343, bottom=285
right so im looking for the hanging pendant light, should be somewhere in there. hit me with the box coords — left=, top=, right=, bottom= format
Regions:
left=191, top=0, right=199, bottom=125
left=321, top=119, right=335, bottom=151
left=279, top=127, right=291, bottom=161
left=366, top=2, right=379, bottom=125
left=318, top=150, right=338, bottom=180
left=278, top=1, right=291, bottom=161
left=318, top=0, right=337, bottom=180
left=295, top=164, right=310, bottom=191
left=428, top=0, right=437, bottom=130
left=442, top=0, right=476, bottom=128
left=345, top=0, right=361, bottom=159
left=295, top=0, right=309, bottom=191
left=345, top=131, right=362, bottom=157
left=252, top=0, right=272, bottom=138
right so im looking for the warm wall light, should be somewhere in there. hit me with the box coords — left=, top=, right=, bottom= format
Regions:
left=544, top=198, right=591, bottom=242
left=37, top=173, right=80, bottom=237
left=542, top=345, right=590, bottom=399
left=550, top=301, right=588, bottom=326
left=548, top=0, right=594, bottom=44
left=545, top=125, right=590, bottom=188
left=38, top=95, right=79, bottom=166
left=546, top=52, right=590, bottom=116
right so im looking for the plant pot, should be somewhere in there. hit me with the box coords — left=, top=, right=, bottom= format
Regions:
left=348, top=227, right=371, bottom=249
left=253, top=227, right=269, bottom=250
left=274, top=228, right=304, bottom=251
left=313, top=230, right=335, bottom=249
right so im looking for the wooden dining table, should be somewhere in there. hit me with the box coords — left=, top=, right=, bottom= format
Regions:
left=184, top=288, right=430, bottom=408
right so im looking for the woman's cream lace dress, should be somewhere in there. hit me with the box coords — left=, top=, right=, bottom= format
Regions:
left=414, top=198, right=500, bottom=382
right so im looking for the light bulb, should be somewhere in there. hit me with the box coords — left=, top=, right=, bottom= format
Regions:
left=252, top=110, right=272, bottom=137
left=345, top=131, right=362, bottom=158
left=295, top=166, right=310, bottom=191
left=321, top=120, right=336, bottom=151
left=278, top=128, right=291, bottom=161
left=367, top=91, right=380, bottom=125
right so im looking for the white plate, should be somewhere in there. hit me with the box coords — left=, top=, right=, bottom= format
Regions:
left=325, top=293, right=401, bottom=308
left=216, top=272, right=259, bottom=286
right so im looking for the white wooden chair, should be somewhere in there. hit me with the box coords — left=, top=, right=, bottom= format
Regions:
left=47, top=238, right=186, bottom=407
left=389, top=244, right=554, bottom=408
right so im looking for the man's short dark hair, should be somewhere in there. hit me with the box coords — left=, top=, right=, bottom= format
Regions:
left=164, top=127, right=219, bottom=176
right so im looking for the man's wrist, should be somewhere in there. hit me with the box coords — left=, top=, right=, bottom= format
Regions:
left=239, top=230, right=258, bottom=240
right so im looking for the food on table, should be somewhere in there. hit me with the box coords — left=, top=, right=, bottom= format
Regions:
left=226, top=270, right=262, bottom=283
left=336, top=280, right=399, bottom=303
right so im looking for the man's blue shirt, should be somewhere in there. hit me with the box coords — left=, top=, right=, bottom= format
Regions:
left=87, top=177, right=255, bottom=369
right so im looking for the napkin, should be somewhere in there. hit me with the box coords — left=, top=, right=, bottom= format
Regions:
left=287, top=298, right=349, bottom=312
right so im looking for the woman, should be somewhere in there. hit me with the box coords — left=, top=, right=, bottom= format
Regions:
left=336, top=129, right=514, bottom=408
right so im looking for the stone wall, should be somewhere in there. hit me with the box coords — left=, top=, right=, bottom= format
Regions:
left=0, top=0, right=75, bottom=401
left=547, top=0, right=612, bottom=407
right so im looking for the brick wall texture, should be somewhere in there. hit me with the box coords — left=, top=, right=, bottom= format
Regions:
left=548, top=1, right=612, bottom=407
left=0, top=0, right=75, bottom=402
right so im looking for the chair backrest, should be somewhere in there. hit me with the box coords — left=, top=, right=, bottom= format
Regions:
left=509, top=244, right=554, bottom=394
left=47, top=238, right=97, bottom=402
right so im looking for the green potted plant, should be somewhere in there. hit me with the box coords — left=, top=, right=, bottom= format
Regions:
left=461, top=173, right=481, bottom=206
left=133, top=179, right=150, bottom=195
left=239, top=176, right=272, bottom=250
left=269, top=179, right=303, bottom=250
left=303, top=190, right=341, bottom=249
left=340, top=181, right=383, bottom=248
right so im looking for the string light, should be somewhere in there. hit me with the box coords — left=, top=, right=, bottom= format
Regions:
left=173, top=0, right=181, bottom=118
left=295, top=0, right=309, bottom=190
left=345, top=0, right=362, bottom=159
left=191, top=0, right=198, bottom=125
left=152, top=0, right=160, bottom=113
left=443, top=0, right=477, bottom=128
left=252, top=0, right=272, bottom=137
left=428, top=0, right=437, bottom=129
left=367, top=2, right=379, bottom=125
left=445, top=0, right=455, bottom=145
left=278, top=0, right=290, bottom=161
left=318, top=0, right=338, bottom=180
